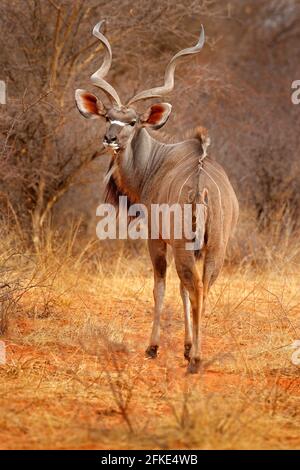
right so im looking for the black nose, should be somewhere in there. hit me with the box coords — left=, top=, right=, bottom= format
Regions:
left=104, top=135, right=117, bottom=144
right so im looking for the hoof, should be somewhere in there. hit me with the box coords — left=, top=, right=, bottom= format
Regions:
left=145, top=345, right=158, bottom=358
left=184, top=343, right=192, bottom=361
left=187, top=357, right=201, bottom=374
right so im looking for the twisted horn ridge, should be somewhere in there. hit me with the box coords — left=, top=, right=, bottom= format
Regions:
left=91, top=20, right=122, bottom=107
left=128, top=25, right=205, bottom=106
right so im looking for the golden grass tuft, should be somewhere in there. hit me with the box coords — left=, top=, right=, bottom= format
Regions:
left=0, top=220, right=300, bottom=450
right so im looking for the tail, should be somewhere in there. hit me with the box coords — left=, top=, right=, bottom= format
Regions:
left=194, top=126, right=211, bottom=159
left=185, top=126, right=210, bottom=259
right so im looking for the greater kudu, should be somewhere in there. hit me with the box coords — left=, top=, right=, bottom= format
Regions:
left=75, top=21, right=239, bottom=373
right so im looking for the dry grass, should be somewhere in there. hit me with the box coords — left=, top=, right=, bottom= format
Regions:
left=0, top=225, right=300, bottom=450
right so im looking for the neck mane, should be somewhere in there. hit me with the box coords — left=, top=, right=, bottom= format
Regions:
left=104, top=128, right=165, bottom=208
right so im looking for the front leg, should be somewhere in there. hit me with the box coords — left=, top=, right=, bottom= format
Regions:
left=146, top=239, right=167, bottom=358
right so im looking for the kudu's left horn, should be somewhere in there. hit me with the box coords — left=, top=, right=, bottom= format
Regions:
left=127, top=25, right=205, bottom=105
left=91, top=20, right=122, bottom=107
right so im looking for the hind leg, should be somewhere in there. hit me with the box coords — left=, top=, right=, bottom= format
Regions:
left=180, top=282, right=192, bottom=360
left=202, top=251, right=224, bottom=315
left=174, top=246, right=203, bottom=373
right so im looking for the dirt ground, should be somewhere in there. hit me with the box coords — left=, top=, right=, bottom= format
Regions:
left=0, top=248, right=300, bottom=450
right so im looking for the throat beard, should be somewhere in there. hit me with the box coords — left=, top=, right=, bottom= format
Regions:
left=104, top=158, right=137, bottom=209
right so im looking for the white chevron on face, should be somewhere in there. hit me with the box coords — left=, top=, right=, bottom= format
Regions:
left=110, top=120, right=127, bottom=127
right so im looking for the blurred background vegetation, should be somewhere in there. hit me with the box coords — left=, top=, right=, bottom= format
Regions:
left=1, top=2, right=300, bottom=450
left=0, top=0, right=300, bottom=265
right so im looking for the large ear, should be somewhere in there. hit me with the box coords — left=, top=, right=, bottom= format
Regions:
left=75, top=89, right=106, bottom=119
left=140, top=103, right=172, bottom=129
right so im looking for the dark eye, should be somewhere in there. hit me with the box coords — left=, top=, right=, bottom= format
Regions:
left=106, top=116, right=110, bottom=122
left=130, top=121, right=136, bottom=126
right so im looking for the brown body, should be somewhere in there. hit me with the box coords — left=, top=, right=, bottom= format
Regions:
left=75, top=20, right=239, bottom=373
left=104, top=126, right=239, bottom=372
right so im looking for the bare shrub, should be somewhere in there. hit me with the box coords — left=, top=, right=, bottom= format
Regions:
left=0, top=285, right=12, bottom=334
left=0, top=0, right=220, bottom=251
left=251, top=147, right=300, bottom=231
left=0, top=0, right=299, bottom=261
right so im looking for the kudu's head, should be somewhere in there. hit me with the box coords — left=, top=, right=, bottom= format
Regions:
left=75, top=21, right=205, bottom=152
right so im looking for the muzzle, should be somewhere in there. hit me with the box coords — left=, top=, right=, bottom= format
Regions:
left=103, top=136, right=120, bottom=151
